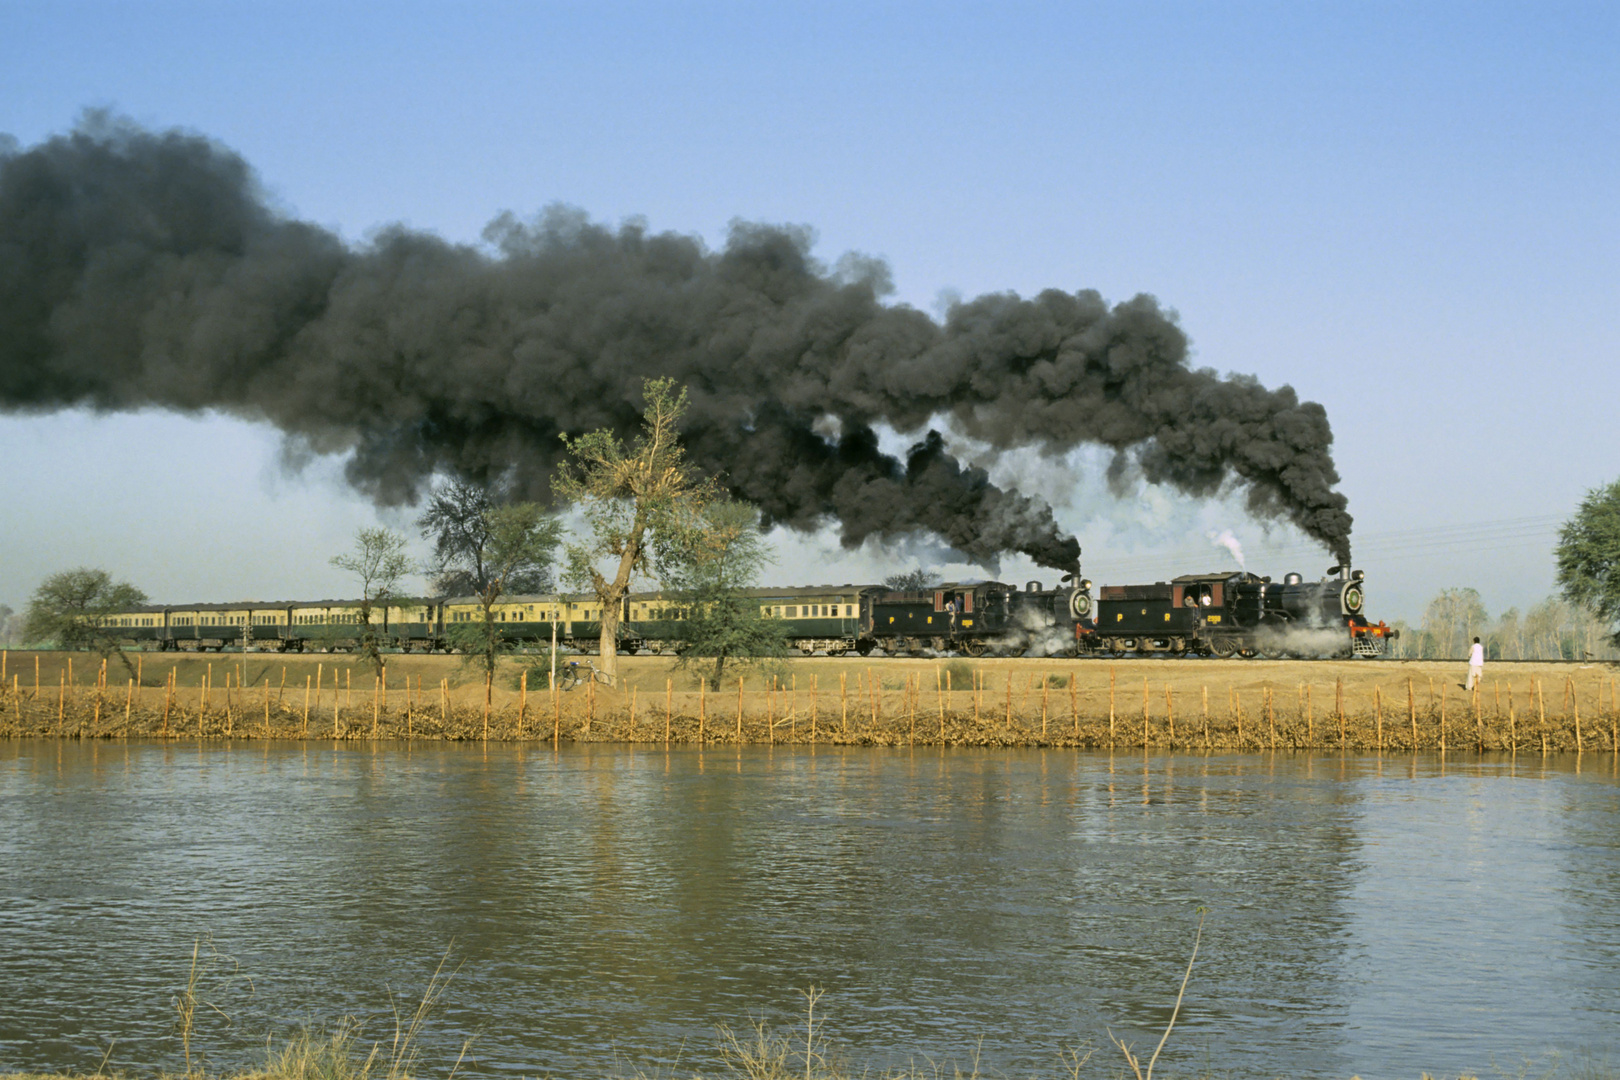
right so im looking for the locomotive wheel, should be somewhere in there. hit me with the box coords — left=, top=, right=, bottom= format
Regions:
left=1108, top=639, right=1127, bottom=656
left=857, top=641, right=875, bottom=656
left=1210, top=637, right=1237, bottom=658
left=1238, top=648, right=1258, bottom=659
left=960, top=640, right=986, bottom=658
left=1258, top=647, right=1286, bottom=660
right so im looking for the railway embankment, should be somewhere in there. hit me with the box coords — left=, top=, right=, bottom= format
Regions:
left=2, top=650, right=1616, bottom=752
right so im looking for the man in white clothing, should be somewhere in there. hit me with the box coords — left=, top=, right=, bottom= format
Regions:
left=1466, top=636, right=1485, bottom=691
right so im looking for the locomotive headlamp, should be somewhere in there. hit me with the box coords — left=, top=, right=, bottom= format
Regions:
left=1352, top=569, right=1365, bottom=581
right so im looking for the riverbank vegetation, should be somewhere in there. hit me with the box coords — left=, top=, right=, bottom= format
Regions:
left=0, top=1001, right=1610, bottom=1080
left=1, top=649, right=1615, bottom=752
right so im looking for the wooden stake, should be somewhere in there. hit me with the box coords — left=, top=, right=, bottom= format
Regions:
left=909, top=674, right=916, bottom=746
left=1202, top=685, right=1209, bottom=748
left=1041, top=678, right=1049, bottom=738
left=1109, top=666, right=1116, bottom=747
left=1570, top=676, right=1582, bottom=752
left=737, top=676, right=745, bottom=741
left=1474, top=684, right=1483, bottom=753
left=1538, top=678, right=1546, bottom=753
left=699, top=678, right=707, bottom=742
left=1508, top=683, right=1517, bottom=750
left=870, top=667, right=879, bottom=728
left=1336, top=677, right=1345, bottom=749
left=1142, top=676, right=1150, bottom=747
left=1374, top=685, right=1383, bottom=750
left=333, top=679, right=341, bottom=738
left=1265, top=685, right=1274, bottom=749
left=162, top=670, right=172, bottom=736
left=125, top=676, right=135, bottom=727
left=303, top=675, right=311, bottom=736
left=1307, top=683, right=1314, bottom=744
left=840, top=671, right=849, bottom=733
left=483, top=673, right=492, bottom=740
left=665, top=678, right=673, bottom=745
left=1440, top=683, right=1448, bottom=753
left=1408, top=677, right=1417, bottom=748
left=519, top=670, right=528, bottom=739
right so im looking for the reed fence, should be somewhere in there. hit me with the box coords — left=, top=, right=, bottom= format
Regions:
left=2, top=652, right=1617, bottom=752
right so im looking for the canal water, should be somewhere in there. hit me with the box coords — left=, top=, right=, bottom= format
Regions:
left=1, top=740, right=1617, bottom=1079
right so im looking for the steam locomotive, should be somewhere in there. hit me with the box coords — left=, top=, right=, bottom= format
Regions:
left=1075, top=567, right=1396, bottom=658
left=96, top=566, right=1393, bottom=659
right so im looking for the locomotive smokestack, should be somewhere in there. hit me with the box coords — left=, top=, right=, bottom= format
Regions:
left=0, top=115, right=1355, bottom=568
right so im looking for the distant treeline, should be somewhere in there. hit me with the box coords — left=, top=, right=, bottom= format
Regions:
left=1388, top=589, right=1619, bottom=662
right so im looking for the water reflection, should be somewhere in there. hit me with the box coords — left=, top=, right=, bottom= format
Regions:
left=0, top=741, right=1616, bottom=1078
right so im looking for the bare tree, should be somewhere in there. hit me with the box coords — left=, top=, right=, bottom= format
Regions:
left=554, top=377, right=716, bottom=679
left=330, top=527, right=413, bottom=671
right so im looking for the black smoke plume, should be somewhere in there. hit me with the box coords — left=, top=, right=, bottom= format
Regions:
left=0, top=115, right=1353, bottom=569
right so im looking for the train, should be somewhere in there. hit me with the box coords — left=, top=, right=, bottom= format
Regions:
left=94, top=564, right=1395, bottom=659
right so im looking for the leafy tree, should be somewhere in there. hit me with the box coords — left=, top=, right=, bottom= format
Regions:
left=330, top=527, right=413, bottom=671
left=1557, top=478, right=1620, bottom=647
left=554, top=377, right=716, bottom=679
left=418, top=478, right=554, bottom=597
left=883, top=568, right=939, bottom=592
left=444, top=503, right=563, bottom=694
left=661, top=499, right=788, bottom=689
left=23, top=568, right=147, bottom=672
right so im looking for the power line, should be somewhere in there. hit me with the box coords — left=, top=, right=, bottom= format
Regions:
left=1081, top=514, right=1566, bottom=579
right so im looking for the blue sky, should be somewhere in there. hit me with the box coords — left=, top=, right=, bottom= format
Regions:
left=1, top=1, right=1616, bottom=622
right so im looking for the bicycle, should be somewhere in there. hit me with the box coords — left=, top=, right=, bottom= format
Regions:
left=555, top=658, right=615, bottom=691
